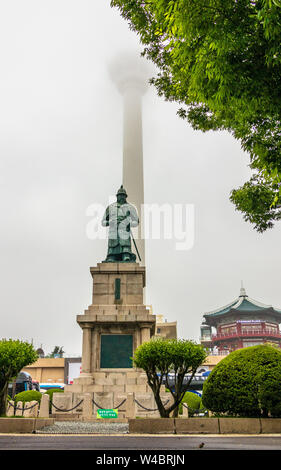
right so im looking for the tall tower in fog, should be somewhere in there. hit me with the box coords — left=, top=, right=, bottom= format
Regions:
left=109, top=53, right=152, bottom=265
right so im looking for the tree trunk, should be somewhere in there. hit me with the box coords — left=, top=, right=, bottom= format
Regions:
left=147, top=381, right=171, bottom=418
left=154, top=391, right=170, bottom=417
left=153, top=389, right=183, bottom=418
left=147, top=373, right=186, bottom=418
left=12, top=380, right=16, bottom=399
left=0, top=381, right=9, bottom=416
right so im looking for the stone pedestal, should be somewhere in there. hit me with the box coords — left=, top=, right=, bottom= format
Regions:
left=64, top=263, right=168, bottom=417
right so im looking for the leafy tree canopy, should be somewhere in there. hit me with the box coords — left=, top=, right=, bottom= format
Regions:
left=0, top=339, right=38, bottom=415
left=111, top=0, right=281, bottom=231
left=133, top=338, right=207, bottom=417
left=47, top=346, right=65, bottom=358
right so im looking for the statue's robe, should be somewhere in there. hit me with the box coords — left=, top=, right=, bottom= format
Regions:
left=102, top=202, right=139, bottom=259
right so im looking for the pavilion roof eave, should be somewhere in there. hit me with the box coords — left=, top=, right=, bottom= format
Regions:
left=204, top=294, right=274, bottom=319
left=203, top=298, right=241, bottom=317
left=203, top=306, right=281, bottom=327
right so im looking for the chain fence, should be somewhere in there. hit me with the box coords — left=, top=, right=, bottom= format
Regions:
left=7, top=398, right=85, bottom=415
left=8, top=397, right=208, bottom=417
left=51, top=399, right=84, bottom=413
left=182, top=402, right=209, bottom=416
left=92, top=398, right=127, bottom=410
left=7, top=400, right=39, bottom=416
left=134, top=398, right=170, bottom=412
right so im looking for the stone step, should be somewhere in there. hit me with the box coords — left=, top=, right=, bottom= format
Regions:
left=51, top=413, right=82, bottom=421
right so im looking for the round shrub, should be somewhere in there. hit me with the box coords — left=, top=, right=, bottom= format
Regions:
left=202, top=344, right=281, bottom=417
left=14, top=390, right=42, bottom=405
left=179, top=391, right=202, bottom=415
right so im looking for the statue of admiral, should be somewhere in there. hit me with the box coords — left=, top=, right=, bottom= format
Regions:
left=102, top=185, right=139, bottom=262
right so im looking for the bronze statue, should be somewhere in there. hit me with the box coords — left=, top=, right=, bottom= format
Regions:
left=102, top=185, right=139, bottom=262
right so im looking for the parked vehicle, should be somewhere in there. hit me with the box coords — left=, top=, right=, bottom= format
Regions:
left=8, top=372, right=34, bottom=398
left=159, top=372, right=209, bottom=397
left=39, top=383, right=65, bottom=392
left=32, top=380, right=40, bottom=392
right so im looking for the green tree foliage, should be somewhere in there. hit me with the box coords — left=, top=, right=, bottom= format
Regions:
left=14, top=390, right=42, bottom=405
left=202, top=344, right=281, bottom=417
left=133, top=338, right=207, bottom=417
left=0, top=339, right=38, bottom=415
left=47, top=346, right=65, bottom=358
left=111, top=0, right=281, bottom=231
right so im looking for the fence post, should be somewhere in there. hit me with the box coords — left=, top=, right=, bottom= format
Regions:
left=39, top=394, right=50, bottom=418
left=15, top=401, right=23, bottom=416
left=23, top=402, right=29, bottom=417
left=125, top=393, right=135, bottom=419
left=82, top=394, right=93, bottom=419
left=29, top=401, right=39, bottom=417
left=6, top=400, right=15, bottom=417
left=182, top=404, right=189, bottom=418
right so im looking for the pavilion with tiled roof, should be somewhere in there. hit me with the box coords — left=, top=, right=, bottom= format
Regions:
left=200, top=284, right=281, bottom=353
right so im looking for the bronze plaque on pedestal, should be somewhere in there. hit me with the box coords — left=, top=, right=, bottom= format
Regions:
left=100, top=334, right=133, bottom=368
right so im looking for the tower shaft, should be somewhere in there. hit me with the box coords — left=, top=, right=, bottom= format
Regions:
left=122, top=87, right=145, bottom=264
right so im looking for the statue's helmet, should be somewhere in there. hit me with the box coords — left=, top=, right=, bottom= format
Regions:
left=116, top=185, right=128, bottom=197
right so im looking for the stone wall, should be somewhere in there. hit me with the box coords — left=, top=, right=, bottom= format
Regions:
left=129, top=417, right=281, bottom=434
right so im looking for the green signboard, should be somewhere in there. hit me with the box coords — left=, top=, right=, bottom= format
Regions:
left=97, top=409, right=118, bottom=419
left=100, top=334, right=133, bottom=368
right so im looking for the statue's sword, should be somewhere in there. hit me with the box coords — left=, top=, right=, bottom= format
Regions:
left=130, top=229, right=142, bottom=262
left=125, top=209, right=142, bottom=262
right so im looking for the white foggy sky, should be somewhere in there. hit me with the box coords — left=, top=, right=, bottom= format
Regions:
left=1, top=1, right=281, bottom=356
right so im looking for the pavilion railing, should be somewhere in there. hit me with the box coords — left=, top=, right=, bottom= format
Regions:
left=212, top=330, right=281, bottom=341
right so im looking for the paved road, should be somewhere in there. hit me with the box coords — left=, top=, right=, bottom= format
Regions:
left=1, top=434, right=281, bottom=451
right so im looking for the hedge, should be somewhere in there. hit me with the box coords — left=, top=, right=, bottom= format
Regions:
left=202, top=344, right=281, bottom=417
left=14, top=390, right=42, bottom=405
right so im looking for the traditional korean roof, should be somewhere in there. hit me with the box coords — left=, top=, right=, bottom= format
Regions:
left=203, top=283, right=281, bottom=325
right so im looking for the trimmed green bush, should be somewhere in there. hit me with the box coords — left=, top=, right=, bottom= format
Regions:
left=202, top=344, right=281, bottom=417
left=14, top=390, right=42, bottom=405
left=179, top=391, right=202, bottom=415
